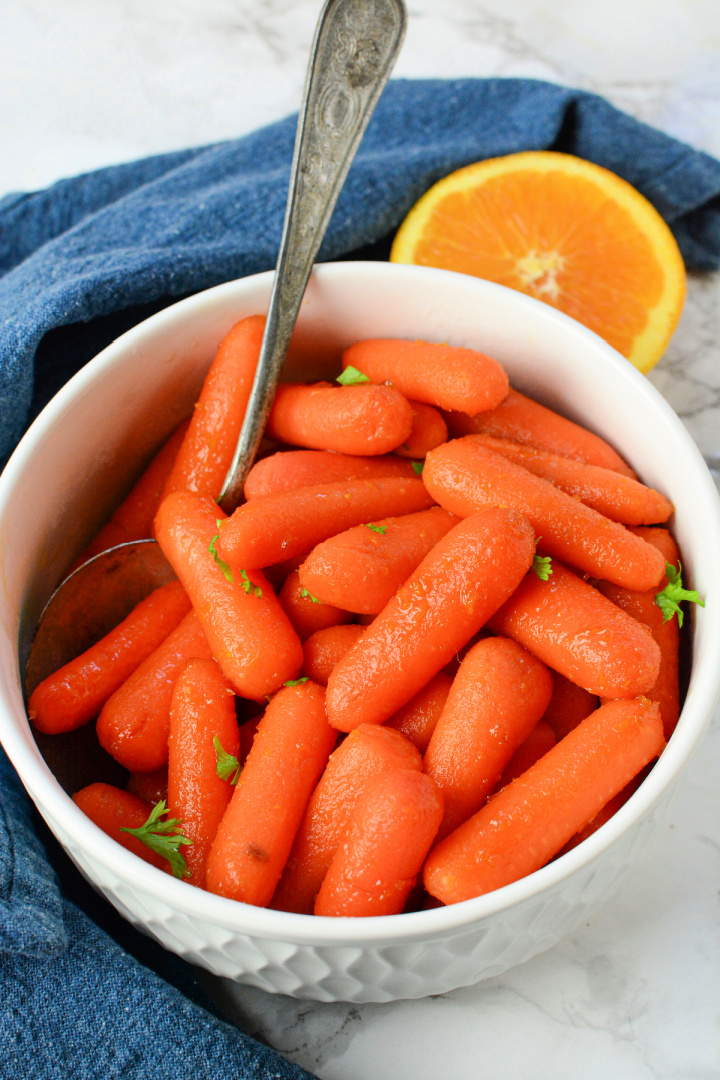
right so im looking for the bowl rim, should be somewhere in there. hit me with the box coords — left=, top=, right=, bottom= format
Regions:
left=2, top=260, right=720, bottom=946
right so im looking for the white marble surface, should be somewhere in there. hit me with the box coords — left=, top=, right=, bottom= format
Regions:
left=3, top=2, right=720, bottom=1077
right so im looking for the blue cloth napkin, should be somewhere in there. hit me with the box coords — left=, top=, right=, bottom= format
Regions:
left=1, top=78, right=720, bottom=1078
left=2, top=77, right=720, bottom=466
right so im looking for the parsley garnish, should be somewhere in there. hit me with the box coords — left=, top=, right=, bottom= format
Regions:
left=337, top=366, right=370, bottom=386
left=120, top=800, right=192, bottom=879
left=239, top=569, right=263, bottom=598
left=284, top=677, right=310, bottom=687
left=532, top=553, right=553, bottom=581
left=208, top=520, right=234, bottom=583
left=364, top=523, right=387, bottom=534
left=655, top=561, right=704, bottom=628
left=213, top=736, right=241, bottom=785
left=300, top=587, right=321, bottom=604
left=411, top=461, right=424, bottom=476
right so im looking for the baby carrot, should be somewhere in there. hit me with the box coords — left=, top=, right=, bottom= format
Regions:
left=541, top=670, right=598, bottom=741
left=488, top=561, right=661, bottom=699
left=298, top=507, right=457, bottom=615
left=215, top=477, right=435, bottom=570
left=154, top=491, right=303, bottom=701
left=497, top=720, right=557, bottom=788
left=556, top=767, right=650, bottom=857
left=167, top=658, right=239, bottom=888
left=96, top=609, right=213, bottom=773
left=73, top=783, right=166, bottom=871
left=73, top=418, right=190, bottom=568
left=445, top=387, right=635, bottom=476
left=302, top=624, right=365, bottom=685
left=395, top=402, right=448, bottom=459
left=596, top=527, right=680, bottom=738
left=205, top=681, right=336, bottom=907
left=424, top=697, right=664, bottom=904
left=28, top=580, right=191, bottom=735
left=127, top=768, right=168, bottom=806
left=244, top=450, right=418, bottom=501
left=466, top=435, right=673, bottom=526
left=384, top=672, right=453, bottom=754
left=162, top=314, right=265, bottom=499
left=326, top=507, right=537, bottom=732
left=266, top=382, right=413, bottom=456
left=314, top=769, right=444, bottom=918
left=278, top=570, right=353, bottom=641
left=271, top=723, right=421, bottom=914
left=423, top=438, right=666, bottom=591
left=342, top=338, right=509, bottom=415
left=424, top=637, right=553, bottom=838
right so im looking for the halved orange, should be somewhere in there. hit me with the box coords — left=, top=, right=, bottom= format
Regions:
left=390, top=151, right=686, bottom=372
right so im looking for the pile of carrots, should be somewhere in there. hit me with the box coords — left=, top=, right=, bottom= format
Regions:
left=28, top=313, right=695, bottom=917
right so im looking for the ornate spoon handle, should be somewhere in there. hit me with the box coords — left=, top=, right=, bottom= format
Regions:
left=218, top=0, right=407, bottom=512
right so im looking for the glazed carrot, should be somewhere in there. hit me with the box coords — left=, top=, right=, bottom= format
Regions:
left=298, top=506, right=457, bottom=614
left=395, top=402, right=448, bottom=458
left=244, top=450, right=418, bottom=500
left=326, top=507, right=536, bottom=732
left=205, top=682, right=336, bottom=907
left=127, top=768, right=168, bottom=806
left=424, top=697, right=664, bottom=904
left=28, top=580, right=191, bottom=735
left=467, top=435, right=672, bottom=526
left=541, top=670, right=598, bottom=741
left=314, top=769, right=444, bottom=918
left=497, top=720, right=557, bottom=788
left=342, top=338, right=509, bottom=415
left=73, top=783, right=166, bottom=871
left=556, top=766, right=651, bottom=857
left=488, top=561, right=661, bottom=698
left=444, top=387, right=635, bottom=477
left=154, top=491, right=303, bottom=700
left=423, top=438, right=665, bottom=591
left=215, top=477, right=435, bottom=570
left=272, top=724, right=422, bottom=914
left=278, top=570, right=353, bottom=641
left=162, top=314, right=265, bottom=499
left=96, top=609, right=213, bottom=772
left=424, top=637, right=553, bottom=838
left=384, top=672, right=453, bottom=754
left=596, top=527, right=680, bottom=738
left=167, top=658, right=239, bottom=888
left=73, top=418, right=191, bottom=569
left=302, top=624, right=365, bottom=686
left=266, top=382, right=413, bottom=456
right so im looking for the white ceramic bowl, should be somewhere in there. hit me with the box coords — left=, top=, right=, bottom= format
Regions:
left=1, top=263, right=719, bottom=1003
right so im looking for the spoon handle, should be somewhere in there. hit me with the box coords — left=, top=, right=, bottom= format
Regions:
left=218, top=0, right=407, bottom=512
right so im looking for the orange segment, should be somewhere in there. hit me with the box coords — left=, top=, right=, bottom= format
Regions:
left=390, top=152, right=686, bottom=373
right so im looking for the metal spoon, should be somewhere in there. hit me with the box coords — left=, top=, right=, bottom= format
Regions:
left=25, top=0, right=407, bottom=699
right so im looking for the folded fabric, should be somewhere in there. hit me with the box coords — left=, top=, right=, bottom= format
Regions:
left=0, top=748, right=318, bottom=1080
left=2, top=77, right=720, bottom=1078
left=2, top=77, right=720, bottom=466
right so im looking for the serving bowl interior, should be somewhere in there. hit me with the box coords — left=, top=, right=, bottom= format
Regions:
left=1, top=261, right=719, bottom=1003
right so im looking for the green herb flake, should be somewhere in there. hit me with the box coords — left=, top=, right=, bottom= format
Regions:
left=208, top=520, right=234, bottom=583
left=411, top=461, right=424, bottom=476
left=120, top=800, right=192, bottom=880
left=655, top=561, right=704, bottom=628
left=337, top=366, right=370, bottom=386
left=284, top=677, right=310, bottom=687
left=300, top=587, right=321, bottom=604
left=239, top=569, right=263, bottom=598
left=532, top=554, right=553, bottom=581
left=213, top=736, right=241, bottom=785
left=364, top=523, right=387, bottom=534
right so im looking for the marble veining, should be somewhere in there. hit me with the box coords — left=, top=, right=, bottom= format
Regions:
left=2, top=1, right=720, bottom=1077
